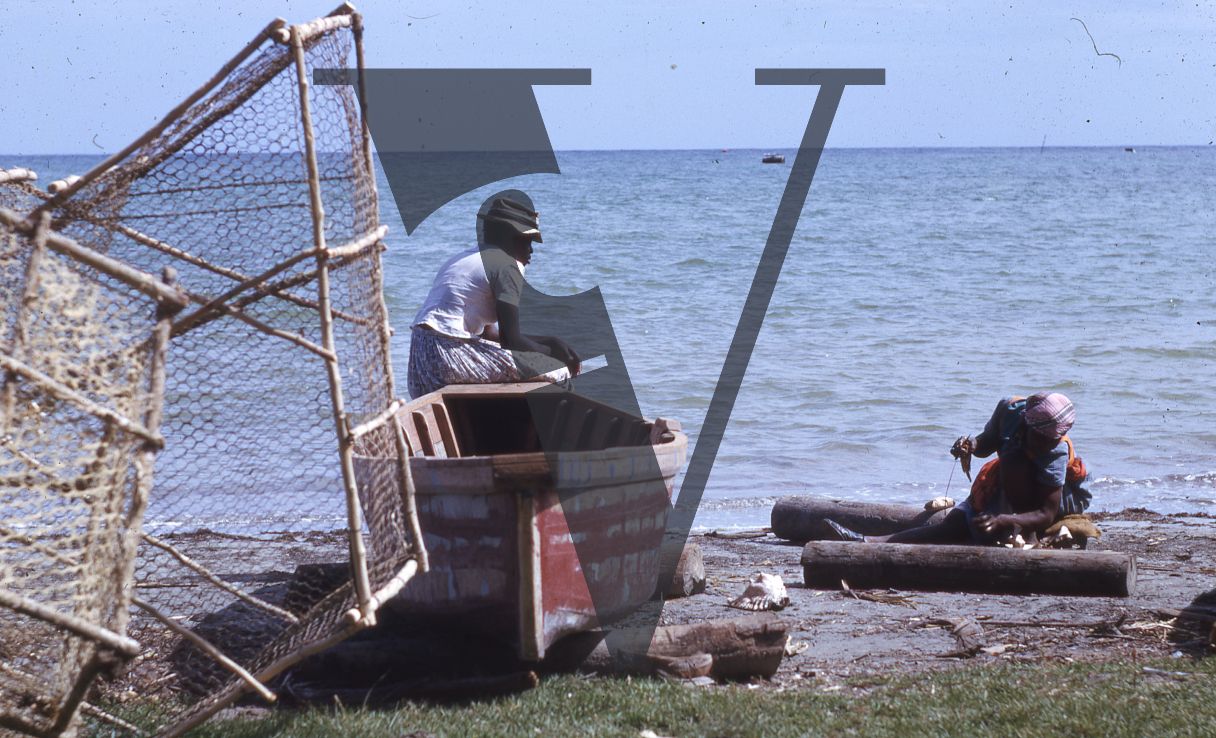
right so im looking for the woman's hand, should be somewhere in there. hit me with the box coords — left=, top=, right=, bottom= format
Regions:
left=973, top=513, right=1010, bottom=536
left=544, top=337, right=581, bottom=375
left=951, top=435, right=975, bottom=458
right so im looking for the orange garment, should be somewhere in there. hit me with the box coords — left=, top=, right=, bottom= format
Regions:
left=968, top=434, right=1086, bottom=512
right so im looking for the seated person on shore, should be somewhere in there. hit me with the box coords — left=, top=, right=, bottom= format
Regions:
left=406, top=190, right=581, bottom=399
left=827, top=392, right=1091, bottom=545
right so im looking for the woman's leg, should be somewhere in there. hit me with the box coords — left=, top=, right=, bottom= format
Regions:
left=867, top=508, right=972, bottom=544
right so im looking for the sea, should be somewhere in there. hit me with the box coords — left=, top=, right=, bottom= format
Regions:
left=11, top=147, right=1216, bottom=531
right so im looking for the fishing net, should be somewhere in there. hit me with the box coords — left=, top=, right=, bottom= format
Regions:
left=1, top=171, right=181, bottom=737
left=2, top=5, right=425, bottom=736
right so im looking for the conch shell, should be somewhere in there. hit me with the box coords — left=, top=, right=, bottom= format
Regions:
left=728, top=572, right=790, bottom=611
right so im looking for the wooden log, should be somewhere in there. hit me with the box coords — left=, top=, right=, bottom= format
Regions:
left=662, top=543, right=706, bottom=599
left=801, top=541, right=1136, bottom=597
left=546, top=613, right=789, bottom=680
left=772, top=495, right=949, bottom=542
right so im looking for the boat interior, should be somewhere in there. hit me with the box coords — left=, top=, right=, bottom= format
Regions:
left=398, top=385, right=656, bottom=459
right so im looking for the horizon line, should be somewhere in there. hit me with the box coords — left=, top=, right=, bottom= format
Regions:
left=3, top=143, right=1213, bottom=158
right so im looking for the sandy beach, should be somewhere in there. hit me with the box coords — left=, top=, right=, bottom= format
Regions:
left=104, top=506, right=1215, bottom=710
left=673, top=508, right=1216, bottom=690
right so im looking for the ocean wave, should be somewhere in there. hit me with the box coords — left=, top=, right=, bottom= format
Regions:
left=1092, top=471, right=1216, bottom=489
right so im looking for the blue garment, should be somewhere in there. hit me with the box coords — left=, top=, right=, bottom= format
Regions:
left=978, top=396, right=1069, bottom=491
left=969, top=396, right=1092, bottom=526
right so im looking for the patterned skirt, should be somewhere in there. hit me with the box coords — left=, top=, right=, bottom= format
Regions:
left=406, top=326, right=567, bottom=399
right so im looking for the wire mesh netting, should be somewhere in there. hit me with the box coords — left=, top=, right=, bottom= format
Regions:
left=2, top=178, right=178, bottom=736
left=3, top=7, right=423, bottom=737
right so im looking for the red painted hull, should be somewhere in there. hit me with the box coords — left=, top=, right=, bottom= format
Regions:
left=368, top=383, right=686, bottom=660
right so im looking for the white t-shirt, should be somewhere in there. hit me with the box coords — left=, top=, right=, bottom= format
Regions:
left=412, top=246, right=525, bottom=339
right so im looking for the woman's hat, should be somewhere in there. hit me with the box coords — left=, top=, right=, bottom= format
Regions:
left=1025, top=392, right=1076, bottom=440
left=478, top=196, right=542, bottom=243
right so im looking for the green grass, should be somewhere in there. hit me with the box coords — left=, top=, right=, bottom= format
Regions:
left=124, top=658, right=1216, bottom=738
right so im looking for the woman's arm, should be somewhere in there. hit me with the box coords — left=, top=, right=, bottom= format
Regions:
left=977, top=485, right=1062, bottom=536
left=952, top=399, right=1008, bottom=459
left=496, top=301, right=581, bottom=373
left=972, top=398, right=1011, bottom=458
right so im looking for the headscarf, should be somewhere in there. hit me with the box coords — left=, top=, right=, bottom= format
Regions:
left=1024, top=392, right=1076, bottom=440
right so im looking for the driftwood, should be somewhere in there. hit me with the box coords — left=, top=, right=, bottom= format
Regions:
left=662, top=544, right=706, bottom=599
left=771, top=496, right=948, bottom=542
left=546, top=613, right=789, bottom=680
left=802, top=541, right=1136, bottom=597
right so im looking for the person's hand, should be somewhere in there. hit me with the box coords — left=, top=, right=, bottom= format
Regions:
left=548, top=339, right=581, bottom=375
left=973, top=513, right=1009, bottom=536
left=951, top=435, right=974, bottom=458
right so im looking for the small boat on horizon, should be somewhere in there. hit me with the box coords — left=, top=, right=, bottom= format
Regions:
left=761, top=153, right=785, bottom=164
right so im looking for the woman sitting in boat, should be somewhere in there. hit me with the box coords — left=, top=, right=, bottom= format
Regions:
left=827, top=392, right=1091, bottom=545
left=407, top=190, right=581, bottom=399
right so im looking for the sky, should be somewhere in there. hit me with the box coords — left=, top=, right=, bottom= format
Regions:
left=1, top=1, right=1214, bottom=153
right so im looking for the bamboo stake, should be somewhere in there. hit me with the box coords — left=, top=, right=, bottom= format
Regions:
left=342, top=558, right=419, bottom=624
left=31, top=18, right=286, bottom=214
left=291, top=23, right=375, bottom=623
left=46, top=175, right=81, bottom=195
left=325, top=224, right=388, bottom=259
left=393, top=417, right=429, bottom=572
left=271, top=9, right=354, bottom=44
left=140, top=533, right=299, bottom=624
left=0, top=207, right=190, bottom=310
left=79, top=703, right=148, bottom=736
left=47, top=653, right=105, bottom=737
left=0, top=355, right=162, bottom=447
left=174, top=286, right=336, bottom=360
left=94, top=217, right=371, bottom=325
left=132, top=597, right=277, bottom=703
left=347, top=398, right=404, bottom=440
left=0, top=588, right=140, bottom=657
left=172, top=245, right=327, bottom=335
left=227, top=247, right=371, bottom=314
left=166, top=226, right=387, bottom=340
left=351, top=11, right=381, bottom=226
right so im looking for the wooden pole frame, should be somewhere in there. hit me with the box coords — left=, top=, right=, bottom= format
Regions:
left=393, top=417, right=429, bottom=572
left=290, top=23, right=375, bottom=624
left=95, top=219, right=373, bottom=326
left=132, top=597, right=277, bottom=703
left=0, top=354, right=163, bottom=447
left=173, top=285, right=336, bottom=359
left=166, top=225, right=388, bottom=343
left=0, top=588, right=140, bottom=658
left=0, top=207, right=190, bottom=310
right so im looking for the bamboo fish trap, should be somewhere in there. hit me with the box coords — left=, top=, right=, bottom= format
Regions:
left=3, top=4, right=425, bottom=736
left=1, top=176, right=186, bottom=736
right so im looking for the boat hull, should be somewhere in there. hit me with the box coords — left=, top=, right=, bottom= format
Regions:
left=361, top=383, right=686, bottom=660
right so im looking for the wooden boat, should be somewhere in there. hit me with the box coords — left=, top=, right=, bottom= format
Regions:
left=761, top=153, right=785, bottom=164
left=364, top=382, right=687, bottom=660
